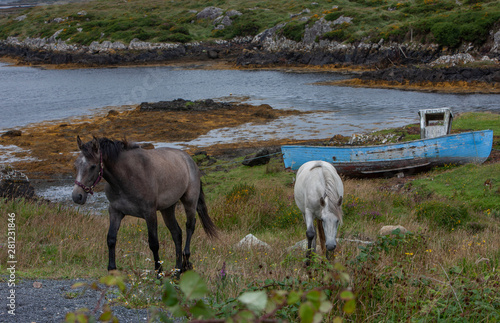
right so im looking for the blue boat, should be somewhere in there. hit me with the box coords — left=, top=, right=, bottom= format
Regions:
left=281, top=130, right=494, bottom=176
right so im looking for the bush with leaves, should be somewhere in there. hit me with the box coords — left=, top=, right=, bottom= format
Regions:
left=65, top=256, right=355, bottom=323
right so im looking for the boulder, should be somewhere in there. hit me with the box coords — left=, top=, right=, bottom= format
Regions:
left=242, top=148, right=271, bottom=167
left=379, top=225, right=407, bottom=236
left=303, top=18, right=333, bottom=44
left=0, top=166, right=35, bottom=199
left=196, top=7, right=223, bottom=21
left=235, top=234, right=270, bottom=249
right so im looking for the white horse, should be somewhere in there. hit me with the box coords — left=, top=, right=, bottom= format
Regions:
left=294, top=161, right=344, bottom=262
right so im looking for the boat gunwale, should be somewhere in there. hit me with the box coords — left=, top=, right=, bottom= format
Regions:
left=281, top=129, right=493, bottom=151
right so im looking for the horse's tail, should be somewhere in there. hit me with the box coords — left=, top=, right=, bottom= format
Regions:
left=197, top=181, right=218, bottom=239
left=317, top=219, right=326, bottom=254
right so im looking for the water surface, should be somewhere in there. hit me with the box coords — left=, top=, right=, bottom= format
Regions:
left=1, top=62, right=498, bottom=140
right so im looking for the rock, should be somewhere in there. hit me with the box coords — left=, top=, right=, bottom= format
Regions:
left=492, top=30, right=500, bottom=53
left=196, top=7, right=223, bottom=21
left=235, top=234, right=270, bottom=249
left=242, top=148, right=271, bottom=166
left=226, top=10, right=242, bottom=18
left=303, top=18, right=333, bottom=44
left=0, top=166, right=35, bottom=199
left=139, top=99, right=232, bottom=111
left=332, top=15, right=353, bottom=25
left=106, top=110, right=119, bottom=118
left=2, top=130, right=22, bottom=137
left=379, top=225, right=407, bottom=236
left=214, top=15, right=233, bottom=27
left=207, top=49, right=219, bottom=59
left=429, top=53, right=475, bottom=67
left=287, top=239, right=309, bottom=251
left=14, top=15, right=27, bottom=22
left=52, top=17, right=67, bottom=24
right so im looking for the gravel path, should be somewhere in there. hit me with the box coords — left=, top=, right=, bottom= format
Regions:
left=1, top=279, right=154, bottom=323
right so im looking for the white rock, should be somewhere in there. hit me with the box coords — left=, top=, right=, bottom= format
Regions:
left=379, top=225, right=407, bottom=236
left=235, top=234, right=270, bottom=249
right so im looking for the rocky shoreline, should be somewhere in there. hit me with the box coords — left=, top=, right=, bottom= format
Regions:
left=1, top=24, right=500, bottom=88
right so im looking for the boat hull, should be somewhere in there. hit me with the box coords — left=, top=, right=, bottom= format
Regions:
left=281, top=130, right=494, bottom=176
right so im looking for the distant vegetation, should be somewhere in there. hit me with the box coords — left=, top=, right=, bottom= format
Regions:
left=0, top=0, right=499, bottom=48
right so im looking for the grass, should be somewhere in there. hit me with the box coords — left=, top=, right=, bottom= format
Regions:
left=1, top=112, right=499, bottom=321
left=0, top=0, right=499, bottom=49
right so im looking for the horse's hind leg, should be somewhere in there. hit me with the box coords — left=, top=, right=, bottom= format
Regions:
left=145, top=210, right=163, bottom=275
left=108, top=207, right=125, bottom=271
left=161, top=205, right=183, bottom=276
left=181, top=201, right=197, bottom=272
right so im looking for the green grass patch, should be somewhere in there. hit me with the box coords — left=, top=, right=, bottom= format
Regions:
left=411, top=163, right=500, bottom=212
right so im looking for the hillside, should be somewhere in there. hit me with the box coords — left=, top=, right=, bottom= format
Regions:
left=0, top=0, right=499, bottom=47
left=0, top=0, right=499, bottom=72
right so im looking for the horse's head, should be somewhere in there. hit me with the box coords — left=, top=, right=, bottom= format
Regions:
left=319, top=195, right=343, bottom=254
left=72, top=136, right=103, bottom=205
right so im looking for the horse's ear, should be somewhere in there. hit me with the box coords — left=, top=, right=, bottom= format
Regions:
left=77, top=136, right=83, bottom=150
left=319, top=197, right=326, bottom=207
left=91, top=137, right=100, bottom=153
left=338, top=196, right=343, bottom=207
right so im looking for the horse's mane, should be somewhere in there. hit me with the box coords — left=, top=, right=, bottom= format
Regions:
left=81, top=137, right=140, bottom=162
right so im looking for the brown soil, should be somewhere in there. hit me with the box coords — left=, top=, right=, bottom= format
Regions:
left=0, top=103, right=320, bottom=178
left=317, top=79, right=500, bottom=94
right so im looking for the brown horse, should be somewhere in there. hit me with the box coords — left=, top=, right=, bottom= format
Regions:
left=72, top=136, right=217, bottom=276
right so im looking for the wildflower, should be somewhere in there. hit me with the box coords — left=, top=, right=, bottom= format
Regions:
left=219, top=261, right=226, bottom=279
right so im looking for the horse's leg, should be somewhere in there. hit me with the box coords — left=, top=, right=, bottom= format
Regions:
left=181, top=202, right=197, bottom=272
left=305, top=210, right=316, bottom=266
left=160, top=205, right=183, bottom=277
left=145, top=210, right=163, bottom=275
left=107, top=207, right=125, bottom=271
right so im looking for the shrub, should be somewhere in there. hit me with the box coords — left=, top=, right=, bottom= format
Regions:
left=282, top=21, right=306, bottom=42
left=415, top=200, right=470, bottom=230
left=226, top=183, right=256, bottom=203
left=431, top=22, right=460, bottom=47
left=322, top=29, right=347, bottom=42
left=324, top=12, right=343, bottom=22
left=169, top=25, right=190, bottom=35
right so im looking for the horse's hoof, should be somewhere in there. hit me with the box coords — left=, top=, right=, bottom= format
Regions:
left=170, top=268, right=181, bottom=279
left=108, top=269, right=121, bottom=276
left=182, top=262, right=193, bottom=273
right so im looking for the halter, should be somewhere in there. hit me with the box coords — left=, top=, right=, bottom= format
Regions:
left=74, top=152, right=104, bottom=195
